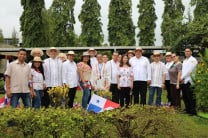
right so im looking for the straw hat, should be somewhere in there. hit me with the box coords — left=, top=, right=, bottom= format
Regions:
left=46, top=47, right=60, bottom=56
left=67, top=51, right=75, bottom=55
left=30, top=48, right=44, bottom=57
left=153, top=51, right=161, bottom=56
left=88, top=48, right=97, bottom=55
left=135, top=47, right=143, bottom=52
left=58, top=53, right=67, bottom=60
left=127, top=50, right=135, bottom=55
left=32, top=56, right=43, bottom=62
left=82, top=51, right=90, bottom=56
left=165, top=52, right=172, bottom=56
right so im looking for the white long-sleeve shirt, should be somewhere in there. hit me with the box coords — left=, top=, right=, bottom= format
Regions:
left=106, top=60, right=119, bottom=84
left=43, top=58, right=63, bottom=87
left=129, top=56, right=151, bottom=81
left=90, top=63, right=110, bottom=90
left=150, top=61, right=167, bottom=87
left=62, top=60, right=78, bottom=88
left=181, top=56, right=198, bottom=84
left=90, top=57, right=98, bottom=68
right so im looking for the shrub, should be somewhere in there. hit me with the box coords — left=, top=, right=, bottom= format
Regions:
left=193, top=48, right=208, bottom=112
left=0, top=106, right=178, bottom=137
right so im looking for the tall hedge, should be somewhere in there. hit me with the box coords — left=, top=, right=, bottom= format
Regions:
left=20, top=0, right=46, bottom=47
left=137, top=0, right=157, bottom=46
left=108, top=0, right=135, bottom=46
left=79, top=0, right=103, bottom=46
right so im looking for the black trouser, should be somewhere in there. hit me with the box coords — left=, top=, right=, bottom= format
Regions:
left=181, top=82, right=196, bottom=115
left=170, top=84, right=181, bottom=108
left=133, top=81, right=147, bottom=105
left=110, top=84, right=119, bottom=104
left=165, top=80, right=171, bottom=103
left=120, top=87, right=131, bottom=107
left=68, top=87, right=77, bottom=108
left=41, top=87, right=51, bottom=108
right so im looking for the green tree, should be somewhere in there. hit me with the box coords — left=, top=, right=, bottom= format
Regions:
left=20, top=0, right=46, bottom=47
left=191, top=0, right=208, bottom=21
left=0, top=28, right=4, bottom=43
left=11, top=28, right=18, bottom=45
left=79, top=0, right=103, bottom=46
left=161, top=0, right=185, bottom=47
left=137, top=0, right=157, bottom=46
left=108, top=0, right=135, bottom=46
left=48, top=0, right=76, bottom=47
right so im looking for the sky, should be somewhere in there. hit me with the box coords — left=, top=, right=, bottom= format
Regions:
left=0, top=0, right=193, bottom=46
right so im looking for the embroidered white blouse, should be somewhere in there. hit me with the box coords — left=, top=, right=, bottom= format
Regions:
left=31, top=68, right=44, bottom=90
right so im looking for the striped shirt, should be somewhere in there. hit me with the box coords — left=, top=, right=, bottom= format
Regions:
left=150, top=61, right=167, bottom=87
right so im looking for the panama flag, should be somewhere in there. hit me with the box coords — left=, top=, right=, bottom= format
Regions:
left=87, top=94, right=120, bottom=113
left=0, top=96, right=5, bottom=108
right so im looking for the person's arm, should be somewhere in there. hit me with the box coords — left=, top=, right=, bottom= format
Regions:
left=147, top=59, right=151, bottom=85
left=5, top=75, right=12, bottom=98
left=117, top=68, right=120, bottom=90
left=62, top=63, right=67, bottom=86
left=162, top=64, right=167, bottom=88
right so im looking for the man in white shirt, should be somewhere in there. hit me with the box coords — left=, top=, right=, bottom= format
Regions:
left=129, top=47, right=151, bottom=105
left=42, top=47, right=63, bottom=108
left=88, top=48, right=98, bottom=67
left=165, top=52, right=174, bottom=104
left=180, top=47, right=198, bottom=115
left=62, top=51, right=78, bottom=108
left=148, top=51, right=166, bottom=106
left=106, top=52, right=120, bottom=103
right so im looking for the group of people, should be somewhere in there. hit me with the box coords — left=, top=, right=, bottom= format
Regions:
left=4, top=46, right=198, bottom=115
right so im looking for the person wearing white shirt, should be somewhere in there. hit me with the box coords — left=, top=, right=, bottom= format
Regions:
left=129, top=47, right=151, bottom=105
left=31, top=57, right=45, bottom=109
left=148, top=52, right=166, bottom=106
left=180, top=47, right=198, bottom=115
left=106, top=52, right=120, bottom=103
left=165, top=52, right=174, bottom=104
left=42, top=47, right=63, bottom=108
left=91, top=54, right=110, bottom=92
left=62, top=51, right=78, bottom=108
left=88, top=48, right=98, bottom=67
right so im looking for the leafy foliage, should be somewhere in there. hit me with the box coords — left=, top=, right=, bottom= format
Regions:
left=79, top=0, right=103, bottom=46
left=193, top=48, right=208, bottom=112
left=108, top=0, right=135, bottom=46
left=0, top=28, right=4, bottom=43
left=161, top=0, right=185, bottom=47
left=191, top=0, right=208, bottom=21
left=138, top=0, right=157, bottom=46
left=0, top=106, right=178, bottom=137
left=20, top=0, right=46, bottom=47
left=47, top=0, right=76, bottom=47
left=174, top=14, right=208, bottom=52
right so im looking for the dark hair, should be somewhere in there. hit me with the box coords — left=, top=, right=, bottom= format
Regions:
left=120, top=54, right=131, bottom=67
left=18, top=48, right=27, bottom=53
left=185, top=47, right=193, bottom=52
left=31, top=62, right=45, bottom=80
left=81, top=56, right=91, bottom=68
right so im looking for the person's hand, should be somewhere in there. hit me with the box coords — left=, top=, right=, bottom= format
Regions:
left=147, top=80, right=151, bottom=85
left=162, top=84, right=165, bottom=89
left=30, top=90, right=36, bottom=98
left=6, top=89, right=12, bottom=98
left=117, top=85, right=120, bottom=90
left=43, top=83, right=46, bottom=89
left=176, top=84, right=180, bottom=89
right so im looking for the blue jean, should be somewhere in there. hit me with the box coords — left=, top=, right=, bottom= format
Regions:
left=33, top=89, right=43, bottom=109
left=11, top=93, right=31, bottom=108
left=148, top=86, right=162, bottom=106
left=80, top=81, right=91, bottom=108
